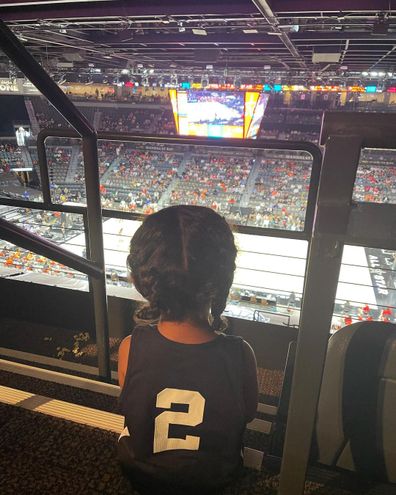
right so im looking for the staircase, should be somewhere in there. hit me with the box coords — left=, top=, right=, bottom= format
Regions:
left=20, top=146, right=34, bottom=169
left=93, top=110, right=102, bottom=130
left=65, top=145, right=82, bottom=182
left=24, top=99, right=40, bottom=136
left=240, top=159, right=261, bottom=207
left=100, top=156, right=121, bottom=183
left=157, top=152, right=191, bottom=207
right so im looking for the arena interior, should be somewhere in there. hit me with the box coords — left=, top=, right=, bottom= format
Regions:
left=0, top=1, right=396, bottom=494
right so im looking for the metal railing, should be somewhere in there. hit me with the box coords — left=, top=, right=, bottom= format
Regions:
left=0, top=19, right=110, bottom=380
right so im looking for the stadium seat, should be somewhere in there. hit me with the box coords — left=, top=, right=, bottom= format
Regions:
left=315, top=321, right=396, bottom=482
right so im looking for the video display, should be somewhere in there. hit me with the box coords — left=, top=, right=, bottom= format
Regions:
left=169, top=89, right=267, bottom=139
left=180, top=90, right=244, bottom=138
left=246, top=93, right=269, bottom=139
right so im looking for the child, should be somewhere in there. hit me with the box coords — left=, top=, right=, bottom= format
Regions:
left=118, top=205, right=258, bottom=494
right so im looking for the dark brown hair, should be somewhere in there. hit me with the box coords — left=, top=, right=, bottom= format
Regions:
left=127, top=205, right=237, bottom=331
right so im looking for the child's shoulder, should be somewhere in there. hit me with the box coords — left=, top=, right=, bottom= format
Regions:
left=216, top=331, right=244, bottom=346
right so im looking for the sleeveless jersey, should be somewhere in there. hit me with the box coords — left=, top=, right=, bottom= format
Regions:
left=118, top=324, right=247, bottom=488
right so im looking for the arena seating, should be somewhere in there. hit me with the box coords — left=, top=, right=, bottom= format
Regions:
left=0, top=142, right=24, bottom=171
left=47, top=147, right=72, bottom=184
left=246, top=151, right=312, bottom=231
left=99, top=108, right=162, bottom=133
left=354, top=149, right=396, bottom=203
left=102, top=146, right=182, bottom=212
left=165, top=152, right=253, bottom=215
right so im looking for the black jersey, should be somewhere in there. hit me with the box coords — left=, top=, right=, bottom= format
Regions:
left=118, top=324, right=247, bottom=489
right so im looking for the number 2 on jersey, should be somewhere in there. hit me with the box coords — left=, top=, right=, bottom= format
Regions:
left=153, top=388, right=206, bottom=454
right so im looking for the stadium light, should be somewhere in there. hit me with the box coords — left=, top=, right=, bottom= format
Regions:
left=192, top=28, right=207, bottom=36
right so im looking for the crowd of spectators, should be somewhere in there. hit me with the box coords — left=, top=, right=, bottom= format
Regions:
left=102, top=146, right=182, bottom=212
left=354, top=150, right=396, bottom=203
left=246, top=152, right=312, bottom=231
left=99, top=109, right=160, bottom=133
left=165, top=152, right=253, bottom=216
left=47, top=147, right=72, bottom=185
left=0, top=142, right=23, bottom=173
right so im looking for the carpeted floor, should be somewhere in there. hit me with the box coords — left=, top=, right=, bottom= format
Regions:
left=1, top=403, right=395, bottom=495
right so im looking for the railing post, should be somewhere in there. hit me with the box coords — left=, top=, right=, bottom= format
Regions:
left=278, top=135, right=362, bottom=495
left=82, top=135, right=110, bottom=379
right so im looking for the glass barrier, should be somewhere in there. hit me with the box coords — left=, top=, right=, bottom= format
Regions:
left=1, top=210, right=395, bottom=328
left=0, top=138, right=42, bottom=202
left=331, top=245, right=396, bottom=331
left=41, top=139, right=314, bottom=232
left=0, top=205, right=87, bottom=285
left=354, top=148, right=396, bottom=204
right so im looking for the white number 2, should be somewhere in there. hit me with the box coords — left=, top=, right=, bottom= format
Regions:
left=153, top=388, right=205, bottom=454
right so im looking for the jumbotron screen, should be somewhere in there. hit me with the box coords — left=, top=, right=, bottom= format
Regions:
left=169, top=89, right=269, bottom=139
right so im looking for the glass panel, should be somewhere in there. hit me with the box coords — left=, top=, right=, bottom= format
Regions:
left=49, top=139, right=314, bottom=232
left=0, top=206, right=87, bottom=285
left=353, top=148, right=396, bottom=204
left=332, top=245, right=396, bottom=332
left=0, top=139, right=42, bottom=202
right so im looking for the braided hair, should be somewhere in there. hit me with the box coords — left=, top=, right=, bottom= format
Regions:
left=127, top=205, right=237, bottom=331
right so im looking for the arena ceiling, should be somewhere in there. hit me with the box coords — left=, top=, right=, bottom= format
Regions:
left=0, top=1, right=396, bottom=84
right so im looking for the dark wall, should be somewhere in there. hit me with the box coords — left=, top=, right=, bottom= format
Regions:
left=0, top=278, right=297, bottom=370
left=0, top=277, right=137, bottom=338
left=0, top=95, right=29, bottom=135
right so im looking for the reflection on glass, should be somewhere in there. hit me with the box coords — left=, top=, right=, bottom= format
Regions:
left=0, top=140, right=42, bottom=202
left=0, top=207, right=86, bottom=280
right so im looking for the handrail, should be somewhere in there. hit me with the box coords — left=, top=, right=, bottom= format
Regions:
left=0, top=217, right=102, bottom=278
left=0, top=19, right=110, bottom=381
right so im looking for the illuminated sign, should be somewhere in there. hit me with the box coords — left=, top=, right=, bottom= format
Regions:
left=0, top=78, right=19, bottom=93
left=347, top=86, right=365, bottom=93
left=365, top=86, right=377, bottom=93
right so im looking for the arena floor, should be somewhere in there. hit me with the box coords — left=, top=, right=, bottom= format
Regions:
left=61, top=216, right=378, bottom=310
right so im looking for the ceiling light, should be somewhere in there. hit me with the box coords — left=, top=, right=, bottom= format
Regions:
left=192, top=28, right=207, bottom=36
left=370, top=71, right=378, bottom=77
left=121, top=69, right=130, bottom=74
left=243, top=29, right=258, bottom=34
left=104, top=56, right=112, bottom=60
left=362, top=71, right=369, bottom=76
left=267, top=32, right=282, bottom=36
left=388, top=72, right=393, bottom=77
left=378, top=72, right=385, bottom=77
